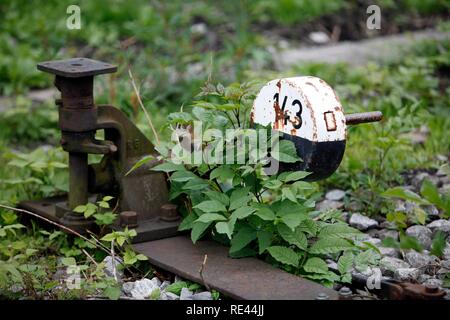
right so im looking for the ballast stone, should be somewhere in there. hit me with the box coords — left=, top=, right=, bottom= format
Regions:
left=349, top=213, right=378, bottom=231
left=405, top=225, right=432, bottom=249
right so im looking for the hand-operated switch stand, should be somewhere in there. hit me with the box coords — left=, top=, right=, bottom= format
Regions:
left=19, top=58, right=178, bottom=242
left=20, top=57, right=444, bottom=300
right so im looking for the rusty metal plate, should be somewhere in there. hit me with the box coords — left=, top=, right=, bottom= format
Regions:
left=37, top=58, right=117, bottom=78
left=134, top=236, right=338, bottom=300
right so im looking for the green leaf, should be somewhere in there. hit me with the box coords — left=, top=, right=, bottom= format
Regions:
left=210, top=166, right=234, bottom=183
left=191, top=222, right=212, bottom=243
left=165, top=281, right=188, bottom=295
left=103, top=196, right=114, bottom=201
left=152, top=162, right=186, bottom=173
left=267, top=246, right=299, bottom=267
left=421, top=179, right=443, bottom=208
left=337, top=252, right=354, bottom=275
left=97, top=201, right=110, bottom=209
left=123, top=250, right=138, bottom=265
left=277, top=224, right=308, bottom=250
left=94, top=212, right=117, bottom=226
left=182, top=179, right=209, bottom=191
left=194, top=200, right=227, bottom=213
left=195, top=213, right=227, bottom=223
left=297, top=218, right=318, bottom=236
left=319, top=223, right=362, bottom=239
left=230, top=226, right=257, bottom=253
left=215, top=221, right=232, bottom=239
left=229, top=187, right=252, bottom=211
left=281, top=171, right=311, bottom=182
left=73, top=205, right=86, bottom=213
left=257, top=230, right=272, bottom=254
left=309, top=237, right=354, bottom=254
left=263, top=179, right=282, bottom=189
left=282, top=187, right=297, bottom=203
left=254, top=207, right=275, bottom=221
left=280, top=213, right=307, bottom=231
left=231, top=206, right=256, bottom=220
left=272, top=140, right=301, bottom=163
left=170, top=170, right=198, bottom=182
left=125, top=155, right=154, bottom=176
left=178, top=213, right=198, bottom=231
left=204, top=190, right=229, bottom=206
left=101, top=233, right=116, bottom=242
left=431, top=231, right=447, bottom=257
left=61, top=257, right=76, bottom=266
left=104, top=286, right=121, bottom=300
left=381, top=187, right=429, bottom=205
left=303, top=257, right=329, bottom=274
left=399, top=234, right=423, bottom=252
left=136, top=254, right=148, bottom=261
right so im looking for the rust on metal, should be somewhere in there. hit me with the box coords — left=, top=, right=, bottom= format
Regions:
left=133, top=236, right=339, bottom=300
left=160, top=203, right=180, bottom=222
left=345, top=111, right=383, bottom=125
left=120, top=211, right=138, bottom=228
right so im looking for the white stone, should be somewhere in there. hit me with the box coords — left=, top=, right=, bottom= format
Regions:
left=121, top=282, right=135, bottom=296
left=308, top=31, right=330, bottom=44
left=394, top=268, right=420, bottom=281
left=404, top=251, right=432, bottom=268
left=423, top=278, right=443, bottom=288
left=316, top=199, right=344, bottom=211
left=427, top=219, right=450, bottom=236
left=192, top=291, right=213, bottom=300
left=160, top=291, right=180, bottom=300
left=130, top=278, right=159, bottom=299
left=349, top=213, right=378, bottom=231
left=405, top=225, right=432, bottom=249
left=325, top=189, right=346, bottom=201
left=378, top=229, right=399, bottom=241
left=150, top=277, right=161, bottom=287
left=180, top=287, right=194, bottom=300
left=380, top=257, right=410, bottom=276
left=160, top=280, right=171, bottom=291
left=378, top=247, right=400, bottom=258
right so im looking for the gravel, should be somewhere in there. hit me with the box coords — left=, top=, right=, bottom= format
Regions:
left=316, top=199, right=344, bottom=211
left=325, top=189, right=346, bottom=201
left=378, top=247, right=400, bottom=258
left=349, top=213, right=379, bottom=231
left=102, top=256, right=124, bottom=281
left=180, top=287, right=194, bottom=300
left=394, top=268, right=421, bottom=281
left=377, top=229, right=399, bottom=241
left=423, top=278, right=443, bottom=288
left=380, top=257, right=410, bottom=276
left=129, top=278, right=160, bottom=299
left=427, top=219, right=450, bottom=236
left=405, top=225, right=433, bottom=249
left=404, top=251, right=433, bottom=268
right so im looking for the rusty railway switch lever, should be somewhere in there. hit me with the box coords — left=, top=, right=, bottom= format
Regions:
left=251, top=77, right=383, bottom=180
left=19, top=58, right=178, bottom=241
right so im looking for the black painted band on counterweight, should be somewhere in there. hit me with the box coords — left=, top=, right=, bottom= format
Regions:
left=278, top=133, right=346, bottom=181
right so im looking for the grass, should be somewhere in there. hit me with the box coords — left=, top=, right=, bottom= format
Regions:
left=0, top=0, right=449, bottom=299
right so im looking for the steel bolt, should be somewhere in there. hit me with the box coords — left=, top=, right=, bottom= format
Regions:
left=160, top=203, right=180, bottom=222
left=120, top=211, right=138, bottom=228
left=425, top=283, right=438, bottom=294
left=339, top=287, right=353, bottom=300
left=315, top=292, right=329, bottom=300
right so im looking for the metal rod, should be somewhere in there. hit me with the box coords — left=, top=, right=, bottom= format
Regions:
left=345, top=111, right=383, bottom=125
left=68, top=152, right=88, bottom=209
